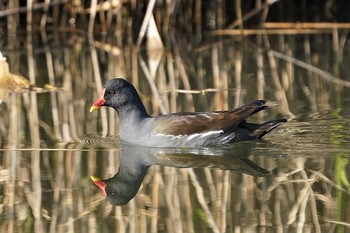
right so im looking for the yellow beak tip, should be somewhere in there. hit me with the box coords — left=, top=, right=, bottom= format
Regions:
left=91, top=175, right=101, bottom=181
left=89, top=106, right=99, bottom=112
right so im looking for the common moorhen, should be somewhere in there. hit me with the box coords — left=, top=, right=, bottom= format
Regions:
left=90, top=78, right=286, bottom=147
left=91, top=144, right=271, bottom=205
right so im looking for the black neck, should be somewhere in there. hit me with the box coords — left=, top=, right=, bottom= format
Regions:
left=106, top=146, right=153, bottom=205
left=116, top=94, right=150, bottom=120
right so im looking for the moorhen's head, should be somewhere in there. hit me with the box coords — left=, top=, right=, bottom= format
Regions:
left=91, top=175, right=132, bottom=205
left=90, top=78, right=144, bottom=113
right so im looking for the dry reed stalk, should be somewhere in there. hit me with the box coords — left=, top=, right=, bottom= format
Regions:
left=234, top=50, right=242, bottom=108
left=30, top=152, right=42, bottom=220
left=258, top=0, right=269, bottom=24
left=163, top=167, right=174, bottom=233
left=194, top=0, right=202, bottom=40
left=7, top=0, right=19, bottom=36
left=209, top=29, right=334, bottom=36
left=90, top=40, right=108, bottom=136
left=172, top=48, right=194, bottom=111
left=157, top=66, right=170, bottom=113
left=212, top=47, right=224, bottom=110
left=167, top=167, right=183, bottom=233
left=65, top=153, right=75, bottom=232
left=116, top=206, right=126, bottom=233
left=216, top=0, right=224, bottom=29
left=88, top=0, right=97, bottom=34
left=4, top=94, right=19, bottom=233
left=107, top=150, right=119, bottom=180
left=136, top=0, right=156, bottom=48
left=64, top=51, right=80, bottom=141
left=220, top=171, right=229, bottom=233
left=146, top=14, right=164, bottom=77
left=195, top=55, right=205, bottom=100
left=27, top=40, right=35, bottom=86
left=263, top=34, right=294, bottom=119
left=166, top=53, right=177, bottom=112
left=98, top=7, right=107, bottom=34
left=300, top=38, right=318, bottom=113
left=256, top=36, right=265, bottom=107
left=322, top=219, right=350, bottom=227
left=332, top=29, right=339, bottom=54
left=221, top=59, right=228, bottom=110
left=204, top=168, right=216, bottom=204
left=287, top=182, right=310, bottom=226
left=24, top=35, right=41, bottom=142
left=174, top=169, right=183, bottom=231
left=235, top=0, right=243, bottom=29
left=270, top=46, right=350, bottom=88
left=48, top=151, right=64, bottom=233
left=273, top=185, right=283, bottom=230
left=332, top=28, right=340, bottom=58
left=139, top=55, right=168, bottom=114
left=131, top=48, right=139, bottom=88
left=338, top=32, right=348, bottom=61
left=262, top=22, right=350, bottom=29
left=300, top=170, right=321, bottom=233
left=179, top=169, right=194, bottom=233
left=297, top=187, right=309, bottom=232
left=41, top=31, right=63, bottom=141
left=22, top=73, right=44, bottom=232
left=40, top=0, right=51, bottom=28
left=170, top=88, right=236, bottom=94
left=227, top=0, right=280, bottom=29
left=187, top=168, right=220, bottom=233
left=137, top=194, right=148, bottom=232
left=26, top=0, right=33, bottom=33
left=0, top=0, right=68, bottom=18
left=285, top=45, right=294, bottom=95
left=213, top=169, right=223, bottom=225
left=60, top=49, right=73, bottom=141
left=256, top=177, right=268, bottom=230
left=128, top=199, right=137, bottom=233
left=151, top=166, right=160, bottom=233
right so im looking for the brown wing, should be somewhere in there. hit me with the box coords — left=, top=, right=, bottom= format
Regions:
left=153, top=100, right=267, bottom=135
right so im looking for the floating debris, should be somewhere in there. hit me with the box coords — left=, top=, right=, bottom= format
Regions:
left=0, top=52, right=32, bottom=91
left=0, top=52, right=62, bottom=93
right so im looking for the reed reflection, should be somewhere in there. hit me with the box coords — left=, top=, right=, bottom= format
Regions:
left=91, top=142, right=270, bottom=205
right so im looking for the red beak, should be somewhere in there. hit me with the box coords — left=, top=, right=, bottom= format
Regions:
left=90, top=89, right=106, bottom=112
left=91, top=175, right=107, bottom=197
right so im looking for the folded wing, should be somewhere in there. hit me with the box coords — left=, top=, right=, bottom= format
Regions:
left=153, top=100, right=269, bottom=136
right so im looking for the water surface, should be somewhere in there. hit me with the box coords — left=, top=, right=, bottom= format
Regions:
left=1, top=31, right=350, bottom=233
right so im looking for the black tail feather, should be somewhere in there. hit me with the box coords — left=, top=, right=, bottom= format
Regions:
left=249, top=119, right=287, bottom=139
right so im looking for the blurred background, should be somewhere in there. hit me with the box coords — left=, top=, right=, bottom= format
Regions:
left=1, top=0, right=350, bottom=232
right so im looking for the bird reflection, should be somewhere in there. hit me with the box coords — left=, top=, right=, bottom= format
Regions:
left=91, top=143, right=270, bottom=205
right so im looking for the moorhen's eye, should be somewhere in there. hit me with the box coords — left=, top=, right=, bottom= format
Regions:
left=108, top=90, right=115, bottom=95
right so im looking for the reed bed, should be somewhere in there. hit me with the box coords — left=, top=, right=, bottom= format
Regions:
left=1, top=1, right=350, bottom=233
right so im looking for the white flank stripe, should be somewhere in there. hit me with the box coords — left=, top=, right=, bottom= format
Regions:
left=156, top=130, right=223, bottom=140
